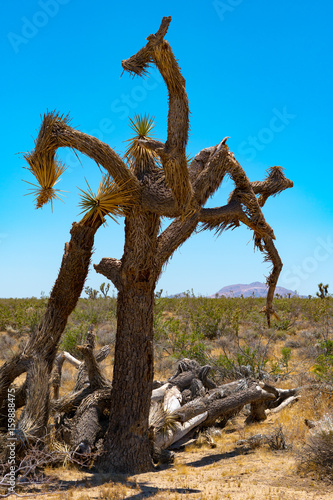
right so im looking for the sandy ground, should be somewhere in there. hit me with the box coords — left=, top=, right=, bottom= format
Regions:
left=3, top=429, right=333, bottom=500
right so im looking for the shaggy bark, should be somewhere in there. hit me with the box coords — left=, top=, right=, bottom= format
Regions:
left=98, top=274, right=157, bottom=472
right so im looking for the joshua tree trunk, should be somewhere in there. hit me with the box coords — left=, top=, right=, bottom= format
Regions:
left=101, top=280, right=155, bottom=471
left=97, top=208, right=160, bottom=472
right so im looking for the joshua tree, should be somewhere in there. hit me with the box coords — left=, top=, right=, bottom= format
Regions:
left=316, top=283, right=329, bottom=300
left=0, top=17, right=292, bottom=473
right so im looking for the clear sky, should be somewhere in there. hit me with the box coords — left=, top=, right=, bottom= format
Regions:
left=1, top=0, right=332, bottom=298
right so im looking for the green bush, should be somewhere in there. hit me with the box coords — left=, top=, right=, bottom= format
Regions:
left=59, top=322, right=89, bottom=358
left=313, top=340, right=333, bottom=383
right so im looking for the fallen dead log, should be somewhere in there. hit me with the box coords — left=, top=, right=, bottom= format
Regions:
left=70, top=388, right=111, bottom=454
left=173, top=382, right=276, bottom=427
left=151, top=383, right=172, bottom=402
left=8, top=356, right=301, bottom=464
left=168, top=358, right=216, bottom=391
left=163, top=386, right=182, bottom=413
left=155, top=412, right=209, bottom=450
left=147, top=375, right=282, bottom=453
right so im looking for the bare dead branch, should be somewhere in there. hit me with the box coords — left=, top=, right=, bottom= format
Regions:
left=94, top=258, right=123, bottom=290
left=63, top=351, right=81, bottom=368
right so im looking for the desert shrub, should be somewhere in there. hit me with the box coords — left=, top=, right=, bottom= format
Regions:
left=284, top=339, right=301, bottom=349
left=267, top=424, right=289, bottom=450
left=211, top=333, right=272, bottom=381
left=153, top=312, right=211, bottom=366
left=69, top=296, right=117, bottom=325
left=0, top=333, right=16, bottom=361
left=313, top=340, right=333, bottom=383
left=59, top=322, right=89, bottom=358
left=0, top=298, right=47, bottom=333
left=270, top=347, right=292, bottom=378
left=0, top=304, right=12, bottom=330
left=276, top=318, right=292, bottom=331
left=96, top=318, right=117, bottom=345
left=299, top=413, right=333, bottom=481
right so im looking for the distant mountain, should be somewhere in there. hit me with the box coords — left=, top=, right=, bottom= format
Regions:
left=209, top=282, right=298, bottom=298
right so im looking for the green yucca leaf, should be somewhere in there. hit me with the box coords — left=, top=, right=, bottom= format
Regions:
left=124, top=113, right=159, bottom=166
left=78, top=176, right=133, bottom=224
left=128, top=113, right=155, bottom=137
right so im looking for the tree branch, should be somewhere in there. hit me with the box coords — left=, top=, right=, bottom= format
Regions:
left=26, top=112, right=140, bottom=193
left=259, top=236, right=283, bottom=327
left=155, top=213, right=199, bottom=271
left=199, top=199, right=243, bottom=231
left=251, top=166, right=294, bottom=207
left=94, top=258, right=123, bottom=291
left=192, top=140, right=230, bottom=206
left=122, top=16, right=193, bottom=210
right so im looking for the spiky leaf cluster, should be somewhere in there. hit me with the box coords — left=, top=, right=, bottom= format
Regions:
left=23, top=154, right=66, bottom=210
left=78, top=175, right=133, bottom=225
left=124, top=114, right=159, bottom=171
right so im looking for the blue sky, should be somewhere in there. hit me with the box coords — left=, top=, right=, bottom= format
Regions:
left=1, top=0, right=332, bottom=298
